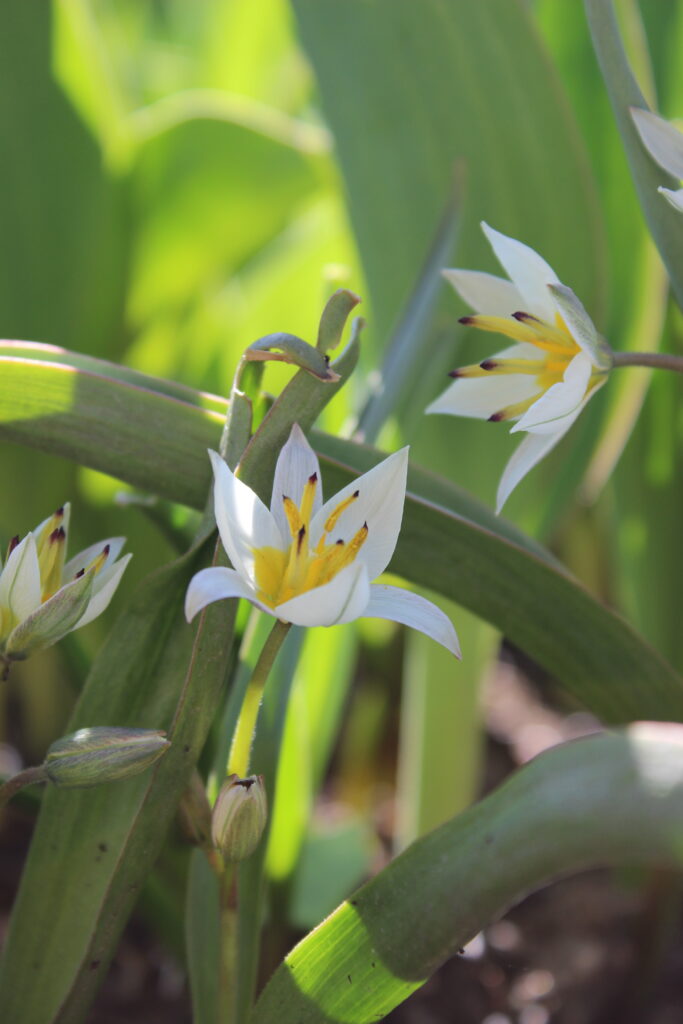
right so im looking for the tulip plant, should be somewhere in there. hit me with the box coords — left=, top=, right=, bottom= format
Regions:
left=3, top=2, right=683, bottom=1024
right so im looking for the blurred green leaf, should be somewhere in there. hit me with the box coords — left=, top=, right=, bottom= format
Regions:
left=252, top=724, right=683, bottom=1024
left=0, top=1, right=127, bottom=354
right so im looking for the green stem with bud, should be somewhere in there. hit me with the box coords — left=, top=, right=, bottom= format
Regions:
left=0, top=765, right=47, bottom=812
left=612, top=351, right=683, bottom=373
left=228, top=620, right=291, bottom=778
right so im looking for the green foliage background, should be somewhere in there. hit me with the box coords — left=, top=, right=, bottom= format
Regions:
left=1, top=0, right=683, bottom=1020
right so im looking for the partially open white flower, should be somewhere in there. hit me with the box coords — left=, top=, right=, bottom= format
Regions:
left=185, top=426, right=459, bottom=656
left=0, top=504, right=131, bottom=665
left=426, top=223, right=612, bottom=512
left=631, top=107, right=683, bottom=213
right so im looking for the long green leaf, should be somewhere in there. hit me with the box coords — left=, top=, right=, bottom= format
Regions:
left=252, top=724, right=683, bottom=1024
left=0, top=348, right=680, bottom=722
left=584, top=0, right=683, bottom=309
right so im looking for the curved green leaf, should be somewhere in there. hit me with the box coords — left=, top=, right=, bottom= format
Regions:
left=0, top=347, right=680, bottom=722
left=252, top=724, right=683, bottom=1024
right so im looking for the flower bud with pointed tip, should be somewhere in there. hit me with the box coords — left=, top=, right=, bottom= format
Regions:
left=44, top=727, right=170, bottom=788
left=211, top=774, right=267, bottom=862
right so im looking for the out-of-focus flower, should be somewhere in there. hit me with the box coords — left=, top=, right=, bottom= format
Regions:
left=427, top=222, right=611, bottom=512
left=185, top=425, right=459, bottom=656
left=631, top=107, right=683, bottom=213
left=0, top=504, right=131, bottom=666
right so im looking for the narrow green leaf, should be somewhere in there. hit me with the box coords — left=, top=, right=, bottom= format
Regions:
left=585, top=0, right=683, bottom=308
left=186, top=849, right=222, bottom=1024
left=252, top=724, right=683, bottom=1024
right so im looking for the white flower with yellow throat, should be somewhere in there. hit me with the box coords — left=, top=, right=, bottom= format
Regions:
left=185, top=425, right=459, bottom=656
left=426, top=222, right=612, bottom=512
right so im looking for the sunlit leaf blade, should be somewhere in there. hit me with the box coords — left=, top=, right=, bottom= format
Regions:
left=584, top=0, right=683, bottom=309
left=0, top=349, right=680, bottom=722
left=252, top=724, right=683, bottom=1024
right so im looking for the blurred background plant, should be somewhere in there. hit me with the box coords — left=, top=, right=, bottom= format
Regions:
left=2, top=1, right=683, bottom=1021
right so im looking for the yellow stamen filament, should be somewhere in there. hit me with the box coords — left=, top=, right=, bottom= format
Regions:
left=254, top=482, right=367, bottom=609
left=39, top=527, right=66, bottom=603
left=462, top=314, right=576, bottom=356
left=282, top=496, right=302, bottom=537
left=451, top=310, right=591, bottom=422
left=490, top=394, right=540, bottom=422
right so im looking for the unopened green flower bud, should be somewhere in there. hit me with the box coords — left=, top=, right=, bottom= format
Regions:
left=211, top=774, right=267, bottom=862
left=44, top=727, right=170, bottom=788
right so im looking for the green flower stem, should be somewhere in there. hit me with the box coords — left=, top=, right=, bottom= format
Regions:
left=219, top=865, right=238, bottom=1023
left=0, top=765, right=47, bottom=812
left=228, top=620, right=291, bottom=778
left=612, top=351, right=683, bottom=373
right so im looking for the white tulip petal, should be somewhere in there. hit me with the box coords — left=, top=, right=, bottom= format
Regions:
left=310, top=448, right=409, bottom=581
left=496, top=430, right=569, bottom=514
left=426, top=343, right=542, bottom=420
left=0, top=535, right=41, bottom=620
left=64, top=537, right=126, bottom=581
left=209, top=450, right=284, bottom=583
left=74, top=554, right=132, bottom=629
left=184, top=567, right=262, bottom=622
left=275, top=562, right=370, bottom=627
left=548, top=283, right=612, bottom=371
left=512, top=353, right=592, bottom=434
left=365, top=584, right=461, bottom=657
left=482, top=221, right=559, bottom=322
left=270, top=424, right=322, bottom=538
left=660, top=186, right=683, bottom=212
left=631, top=107, right=683, bottom=179
left=442, top=269, right=523, bottom=315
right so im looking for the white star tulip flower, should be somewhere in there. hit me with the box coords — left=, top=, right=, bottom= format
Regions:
left=0, top=504, right=131, bottom=668
left=185, top=425, right=460, bottom=656
left=426, top=222, right=612, bottom=512
left=631, top=107, right=683, bottom=213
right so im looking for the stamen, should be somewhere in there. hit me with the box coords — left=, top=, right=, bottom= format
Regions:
left=512, top=311, right=576, bottom=353
left=297, top=525, right=306, bottom=554
left=448, top=363, right=496, bottom=379
left=324, top=490, right=359, bottom=535
left=488, top=394, right=540, bottom=422
left=299, top=473, right=318, bottom=528
left=479, top=358, right=546, bottom=375
left=6, top=535, right=19, bottom=560
left=282, top=495, right=302, bottom=537
left=39, top=526, right=67, bottom=603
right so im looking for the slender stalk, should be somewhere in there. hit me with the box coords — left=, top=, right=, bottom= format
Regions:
left=612, top=351, right=683, bottom=373
left=218, top=865, right=238, bottom=1024
left=0, top=765, right=47, bottom=811
left=228, top=620, right=291, bottom=778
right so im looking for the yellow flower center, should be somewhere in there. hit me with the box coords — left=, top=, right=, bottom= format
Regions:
left=253, top=473, right=368, bottom=608
left=455, top=311, right=603, bottom=420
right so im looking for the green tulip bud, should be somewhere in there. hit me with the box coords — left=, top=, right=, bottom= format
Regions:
left=211, top=774, right=267, bottom=862
left=44, top=727, right=170, bottom=788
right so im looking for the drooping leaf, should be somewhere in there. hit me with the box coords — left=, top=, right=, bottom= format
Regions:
left=252, top=724, right=683, bottom=1024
